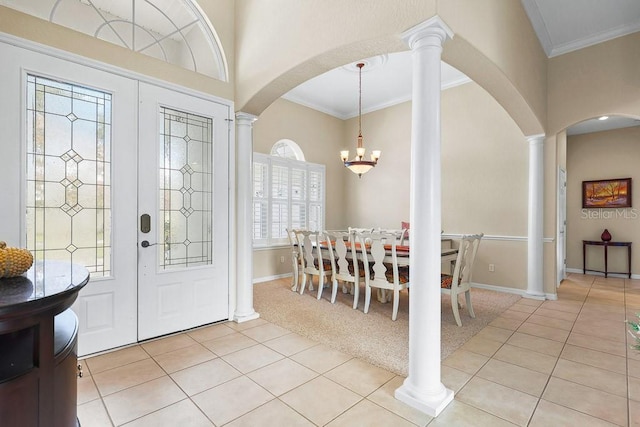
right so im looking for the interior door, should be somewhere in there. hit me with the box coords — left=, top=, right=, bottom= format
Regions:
left=0, top=42, right=139, bottom=356
left=137, top=82, right=230, bottom=340
left=557, top=168, right=567, bottom=285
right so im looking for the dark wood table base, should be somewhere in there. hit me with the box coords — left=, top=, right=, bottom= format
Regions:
left=583, top=240, right=632, bottom=278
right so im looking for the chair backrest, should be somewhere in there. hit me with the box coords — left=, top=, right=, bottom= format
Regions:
left=286, top=228, right=298, bottom=247
left=295, top=229, right=326, bottom=274
left=377, top=228, right=409, bottom=246
left=356, top=231, right=401, bottom=289
left=286, top=228, right=301, bottom=254
left=324, top=229, right=358, bottom=281
left=451, top=233, right=483, bottom=291
left=348, top=227, right=374, bottom=233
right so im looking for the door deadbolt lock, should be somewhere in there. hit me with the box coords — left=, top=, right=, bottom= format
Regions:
left=140, top=214, right=151, bottom=233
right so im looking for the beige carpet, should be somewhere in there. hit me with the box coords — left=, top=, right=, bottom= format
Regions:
left=254, top=278, right=521, bottom=376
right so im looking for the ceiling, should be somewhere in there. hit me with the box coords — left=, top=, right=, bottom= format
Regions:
left=283, top=0, right=640, bottom=135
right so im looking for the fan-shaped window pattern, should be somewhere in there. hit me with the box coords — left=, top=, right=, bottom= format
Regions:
left=270, top=139, right=305, bottom=161
left=1, top=0, right=227, bottom=81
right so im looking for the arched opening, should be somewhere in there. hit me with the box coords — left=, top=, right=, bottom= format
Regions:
left=563, top=115, right=640, bottom=279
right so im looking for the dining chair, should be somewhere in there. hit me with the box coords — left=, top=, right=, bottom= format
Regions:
left=356, top=230, right=409, bottom=321
left=324, top=229, right=360, bottom=308
left=377, top=228, right=409, bottom=246
left=295, top=230, right=333, bottom=300
left=286, top=228, right=304, bottom=292
left=440, top=233, right=483, bottom=326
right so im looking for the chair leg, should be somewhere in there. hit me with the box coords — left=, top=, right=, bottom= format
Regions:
left=316, top=273, right=324, bottom=300
left=342, top=282, right=349, bottom=294
left=465, top=291, right=475, bottom=318
left=392, top=289, right=400, bottom=321
left=352, top=281, right=359, bottom=310
left=364, top=284, right=371, bottom=314
left=330, top=278, right=338, bottom=303
left=299, top=273, right=307, bottom=295
left=451, top=294, right=462, bottom=326
left=291, top=263, right=299, bottom=292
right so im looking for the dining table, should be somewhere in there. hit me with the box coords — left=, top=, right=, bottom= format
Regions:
left=313, top=239, right=459, bottom=303
left=315, top=239, right=459, bottom=266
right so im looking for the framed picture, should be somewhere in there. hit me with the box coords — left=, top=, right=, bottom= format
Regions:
left=582, top=178, right=632, bottom=208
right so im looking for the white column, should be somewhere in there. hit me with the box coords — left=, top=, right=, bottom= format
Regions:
left=395, top=17, right=454, bottom=417
left=526, top=134, right=546, bottom=299
left=234, top=112, right=260, bottom=322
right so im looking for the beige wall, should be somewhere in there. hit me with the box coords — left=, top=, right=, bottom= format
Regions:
left=234, top=0, right=546, bottom=135
left=251, top=99, right=348, bottom=279
left=544, top=32, right=640, bottom=291
left=235, top=0, right=435, bottom=113
left=566, top=126, right=640, bottom=275
left=254, top=82, right=531, bottom=289
left=547, top=32, right=640, bottom=135
left=0, top=4, right=235, bottom=100
left=343, top=82, right=529, bottom=235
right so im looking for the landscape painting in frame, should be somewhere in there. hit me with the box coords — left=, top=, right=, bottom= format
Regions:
left=582, top=178, right=632, bottom=208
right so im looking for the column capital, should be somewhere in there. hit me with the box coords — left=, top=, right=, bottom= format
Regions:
left=401, top=15, right=453, bottom=50
left=526, top=133, right=545, bottom=145
left=235, top=111, right=258, bottom=124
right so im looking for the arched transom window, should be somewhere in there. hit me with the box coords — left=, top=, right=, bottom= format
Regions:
left=270, top=139, right=306, bottom=161
left=1, top=0, right=228, bottom=81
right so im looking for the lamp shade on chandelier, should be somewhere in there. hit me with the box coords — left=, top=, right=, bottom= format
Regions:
left=340, top=62, right=381, bottom=177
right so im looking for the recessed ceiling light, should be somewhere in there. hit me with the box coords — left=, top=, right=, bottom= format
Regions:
left=598, top=116, right=609, bottom=120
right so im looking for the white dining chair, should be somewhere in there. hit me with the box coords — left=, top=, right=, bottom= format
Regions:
left=356, top=230, right=409, bottom=321
left=440, top=233, right=483, bottom=326
left=376, top=228, right=409, bottom=246
left=295, top=230, right=333, bottom=300
left=286, top=228, right=304, bottom=292
left=324, top=229, right=360, bottom=308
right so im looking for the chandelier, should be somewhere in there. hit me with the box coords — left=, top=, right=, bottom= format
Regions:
left=340, top=62, right=381, bottom=177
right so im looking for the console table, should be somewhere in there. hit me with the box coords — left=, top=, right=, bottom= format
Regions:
left=582, top=240, right=632, bottom=278
left=0, top=261, right=90, bottom=427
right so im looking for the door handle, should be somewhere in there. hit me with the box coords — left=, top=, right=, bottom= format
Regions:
left=141, top=240, right=157, bottom=248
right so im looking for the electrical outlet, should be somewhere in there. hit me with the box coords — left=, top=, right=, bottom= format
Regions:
left=488, top=263, right=495, bottom=272
left=280, top=256, right=285, bottom=263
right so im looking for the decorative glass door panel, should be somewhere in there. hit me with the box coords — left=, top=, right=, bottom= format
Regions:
left=158, top=107, right=213, bottom=270
left=25, top=75, right=112, bottom=276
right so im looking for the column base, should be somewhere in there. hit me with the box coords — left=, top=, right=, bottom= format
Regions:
left=523, top=292, right=546, bottom=301
left=395, top=382, right=454, bottom=417
left=233, top=311, right=260, bottom=323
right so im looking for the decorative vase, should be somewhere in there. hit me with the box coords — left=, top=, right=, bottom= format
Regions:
left=601, top=229, right=612, bottom=242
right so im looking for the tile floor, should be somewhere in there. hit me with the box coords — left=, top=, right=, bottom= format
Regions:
left=77, top=273, right=640, bottom=426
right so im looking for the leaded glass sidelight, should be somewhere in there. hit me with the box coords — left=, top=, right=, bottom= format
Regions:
left=26, top=74, right=112, bottom=277
left=159, top=107, right=213, bottom=269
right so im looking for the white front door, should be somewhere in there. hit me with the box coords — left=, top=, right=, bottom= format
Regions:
left=137, top=83, right=230, bottom=340
left=0, top=42, right=139, bottom=356
left=1, top=41, right=231, bottom=355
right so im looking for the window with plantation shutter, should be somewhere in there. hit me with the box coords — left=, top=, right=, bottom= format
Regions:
left=253, top=161, right=268, bottom=244
left=253, top=151, right=325, bottom=247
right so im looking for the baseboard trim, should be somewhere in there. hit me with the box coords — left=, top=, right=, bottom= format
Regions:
left=471, top=282, right=557, bottom=301
left=253, top=273, right=292, bottom=284
left=565, top=267, right=639, bottom=280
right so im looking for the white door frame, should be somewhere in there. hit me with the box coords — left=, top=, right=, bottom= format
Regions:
left=557, top=167, right=567, bottom=286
